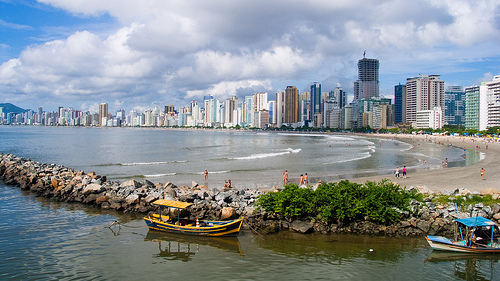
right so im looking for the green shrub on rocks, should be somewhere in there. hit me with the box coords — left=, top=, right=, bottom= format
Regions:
left=255, top=180, right=422, bottom=224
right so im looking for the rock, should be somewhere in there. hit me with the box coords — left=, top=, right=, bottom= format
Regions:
left=125, top=194, right=140, bottom=205
left=481, top=188, right=500, bottom=196
left=221, top=207, right=236, bottom=220
left=290, top=221, right=313, bottom=234
left=416, top=220, right=430, bottom=232
left=459, top=189, right=471, bottom=196
left=82, top=183, right=104, bottom=195
left=164, top=182, right=177, bottom=189
left=84, top=194, right=99, bottom=204
left=144, top=194, right=158, bottom=203
left=96, top=195, right=109, bottom=204
left=145, top=180, right=155, bottom=188
left=416, top=185, right=434, bottom=195
left=51, top=178, right=60, bottom=189
left=493, top=213, right=500, bottom=220
left=119, top=179, right=141, bottom=188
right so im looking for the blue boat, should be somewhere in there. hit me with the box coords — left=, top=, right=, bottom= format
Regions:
left=144, top=199, right=243, bottom=237
left=426, top=217, right=500, bottom=253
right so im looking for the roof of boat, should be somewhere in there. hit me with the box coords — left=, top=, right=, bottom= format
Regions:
left=455, top=217, right=496, bottom=227
left=152, top=199, right=193, bottom=209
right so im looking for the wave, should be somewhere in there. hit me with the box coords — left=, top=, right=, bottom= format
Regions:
left=325, top=152, right=371, bottom=164
left=114, top=160, right=187, bottom=166
left=194, top=170, right=229, bottom=175
left=144, top=173, right=176, bottom=178
left=232, top=148, right=301, bottom=160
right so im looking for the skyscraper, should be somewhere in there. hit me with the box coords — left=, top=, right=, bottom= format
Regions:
left=486, top=75, right=500, bottom=128
left=465, top=84, right=488, bottom=131
left=405, top=74, right=445, bottom=125
left=354, top=57, right=379, bottom=100
left=444, top=86, right=465, bottom=125
left=276, top=86, right=299, bottom=127
left=394, top=84, right=406, bottom=124
left=99, top=103, right=108, bottom=126
left=310, top=82, right=321, bottom=127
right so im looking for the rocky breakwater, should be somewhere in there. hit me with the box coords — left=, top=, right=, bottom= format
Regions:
left=2, top=153, right=500, bottom=237
left=246, top=186, right=500, bottom=236
left=0, top=153, right=261, bottom=220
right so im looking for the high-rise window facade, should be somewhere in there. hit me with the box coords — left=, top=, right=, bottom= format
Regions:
left=354, top=58, right=379, bottom=100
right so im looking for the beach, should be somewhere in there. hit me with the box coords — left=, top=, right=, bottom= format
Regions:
left=349, top=134, right=499, bottom=193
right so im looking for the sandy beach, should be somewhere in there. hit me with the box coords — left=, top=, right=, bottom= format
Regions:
left=348, top=134, right=500, bottom=194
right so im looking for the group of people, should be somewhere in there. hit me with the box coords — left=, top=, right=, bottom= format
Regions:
left=394, top=166, right=407, bottom=178
left=282, top=170, right=309, bottom=186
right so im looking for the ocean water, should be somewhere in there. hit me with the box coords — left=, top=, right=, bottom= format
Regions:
left=0, top=126, right=473, bottom=189
left=1, top=126, right=495, bottom=281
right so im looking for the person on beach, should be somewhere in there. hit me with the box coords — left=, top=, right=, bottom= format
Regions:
left=402, top=166, right=407, bottom=178
left=283, top=170, right=289, bottom=185
left=481, top=168, right=485, bottom=180
left=304, top=173, right=308, bottom=185
left=395, top=167, right=400, bottom=178
left=300, top=174, right=304, bottom=185
left=204, top=169, right=208, bottom=181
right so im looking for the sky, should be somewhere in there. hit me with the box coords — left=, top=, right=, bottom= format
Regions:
left=1, top=0, right=500, bottom=114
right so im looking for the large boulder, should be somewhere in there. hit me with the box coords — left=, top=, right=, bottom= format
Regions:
left=119, top=179, right=142, bottom=189
left=221, top=207, right=236, bottom=220
left=290, top=221, right=313, bottom=234
left=125, top=194, right=140, bottom=205
left=481, top=188, right=500, bottom=196
left=82, top=184, right=104, bottom=195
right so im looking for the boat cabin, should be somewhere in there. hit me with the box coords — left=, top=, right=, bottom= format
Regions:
left=455, top=217, right=500, bottom=247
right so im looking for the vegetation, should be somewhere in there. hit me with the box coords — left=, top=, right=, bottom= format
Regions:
left=255, top=180, right=423, bottom=224
left=431, top=194, right=500, bottom=211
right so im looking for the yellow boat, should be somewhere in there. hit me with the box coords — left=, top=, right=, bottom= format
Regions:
left=144, top=199, right=243, bottom=236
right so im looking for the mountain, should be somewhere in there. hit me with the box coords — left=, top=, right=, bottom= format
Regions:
left=0, top=103, right=28, bottom=114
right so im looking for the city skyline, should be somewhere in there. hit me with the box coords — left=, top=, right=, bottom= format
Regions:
left=1, top=1, right=500, bottom=114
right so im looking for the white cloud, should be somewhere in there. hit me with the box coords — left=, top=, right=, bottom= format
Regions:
left=0, top=0, right=499, bottom=111
left=186, top=79, right=272, bottom=100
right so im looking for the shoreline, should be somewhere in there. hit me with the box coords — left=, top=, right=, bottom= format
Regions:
left=348, top=133, right=498, bottom=193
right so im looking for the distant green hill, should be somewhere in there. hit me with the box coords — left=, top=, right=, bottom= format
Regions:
left=0, top=103, right=28, bottom=114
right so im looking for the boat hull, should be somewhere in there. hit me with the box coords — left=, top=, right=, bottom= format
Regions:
left=144, top=216, right=243, bottom=237
left=426, top=236, right=500, bottom=254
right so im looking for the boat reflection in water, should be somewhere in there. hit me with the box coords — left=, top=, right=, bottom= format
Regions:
left=145, top=230, right=244, bottom=262
left=425, top=252, right=499, bottom=280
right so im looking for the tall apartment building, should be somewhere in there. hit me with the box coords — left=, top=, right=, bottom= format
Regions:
left=444, top=86, right=465, bottom=125
left=310, top=83, right=322, bottom=127
left=99, top=103, right=108, bottom=126
left=299, top=91, right=309, bottom=123
left=486, top=75, right=500, bottom=128
left=164, top=105, right=175, bottom=114
left=394, top=84, right=406, bottom=124
left=224, top=96, right=238, bottom=127
left=405, top=74, right=445, bottom=127
left=465, top=84, right=488, bottom=131
left=354, top=58, right=379, bottom=100
left=276, top=86, right=299, bottom=127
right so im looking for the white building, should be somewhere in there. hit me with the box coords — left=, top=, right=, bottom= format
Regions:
left=405, top=74, right=445, bottom=127
left=486, top=75, right=500, bottom=128
left=416, top=107, right=443, bottom=129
